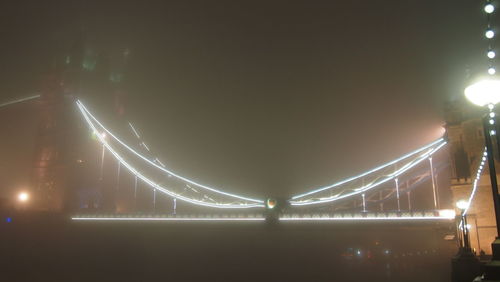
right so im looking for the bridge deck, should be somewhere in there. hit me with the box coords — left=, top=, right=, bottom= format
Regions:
left=72, top=210, right=455, bottom=222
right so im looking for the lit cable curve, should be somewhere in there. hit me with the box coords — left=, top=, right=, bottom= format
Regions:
left=289, top=138, right=447, bottom=206
left=76, top=100, right=264, bottom=208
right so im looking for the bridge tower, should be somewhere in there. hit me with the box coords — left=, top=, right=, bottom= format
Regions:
left=30, top=32, right=133, bottom=212
left=445, top=98, right=499, bottom=254
left=31, top=73, right=81, bottom=211
left=30, top=33, right=93, bottom=212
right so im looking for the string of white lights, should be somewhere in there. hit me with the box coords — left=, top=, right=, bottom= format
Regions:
left=76, top=101, right=264, bottom=208
left=77, top=100, right=264, bottom=204
left=290, top=138, right=446, bottom=201
left=485, top=1, right=496, bottom=75
left=289, top=140, right=447, bottom=206
left=481, top=1, right=500, bottom=139
left=464, top=148, right=487, bottom=216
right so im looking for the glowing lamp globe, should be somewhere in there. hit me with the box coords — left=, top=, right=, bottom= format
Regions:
left=456, top=200, right=469, bottom=211
left=464, top=79, right=500, bottom=107
left=485, top=4, right=495, bottom=14
left=266, top=198, right=277, bottom=209
left=18, top=192, right=29, bottom=202
left=486, top=29, right=495, bottom=39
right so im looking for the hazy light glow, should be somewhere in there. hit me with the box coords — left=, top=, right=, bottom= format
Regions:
left=456, top=200, right=469, bottom=211
left=18, top=192, right=29, bottom=202
left=464, top=79, right=500, bottom=106
left=438, top=209, right=456, bottom=218
left=489, top=67, right=496, bottom=75
left=488, top=51, right=496, bottom=59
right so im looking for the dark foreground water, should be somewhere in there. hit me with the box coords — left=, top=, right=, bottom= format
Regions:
left=1, top=213, right=457, bottom=282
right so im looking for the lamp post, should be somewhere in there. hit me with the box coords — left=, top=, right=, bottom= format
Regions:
left=464, top=78, right=500, bottom=281
left=457, top=1, right=500, bottom=280
left=456, top=200, right=471, bottom=251
left=464, top=79, right=500, bottom=236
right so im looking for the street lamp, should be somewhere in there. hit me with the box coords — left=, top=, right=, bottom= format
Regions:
left=464, top=77, right=500, bottom=281
left=464, top=78, right=500, bottom=237
left=464, top=79, right=500, bottom=107
left=456, top=200, right=471, bottom=251
left=16, top=191, right=30, bottom=211
left=17, top=192, right=29, bottom=203
left=457, top=2, right=499, bottom=281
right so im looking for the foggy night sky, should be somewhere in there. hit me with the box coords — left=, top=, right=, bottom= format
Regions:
left=0, top=1, right=494, bottom=199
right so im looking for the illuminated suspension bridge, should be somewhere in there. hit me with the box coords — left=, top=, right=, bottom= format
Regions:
left=1, top=95, right=474, bottom=223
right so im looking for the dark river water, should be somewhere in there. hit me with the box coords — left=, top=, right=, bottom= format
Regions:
left=1, top=213, right=457, bottom=282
